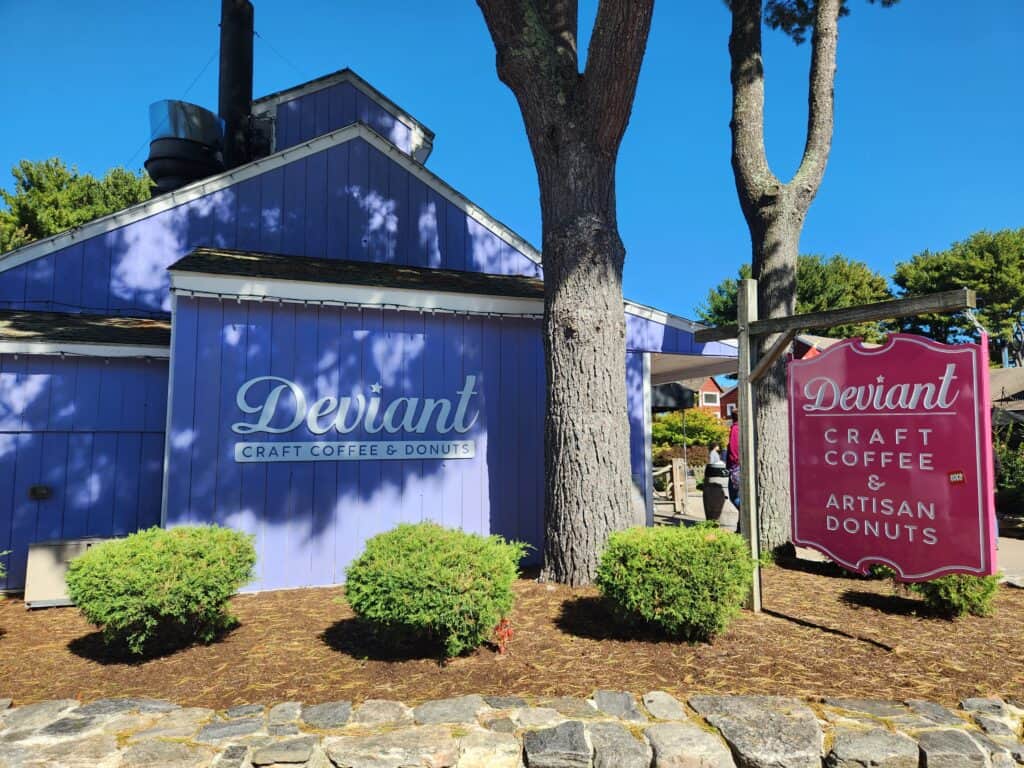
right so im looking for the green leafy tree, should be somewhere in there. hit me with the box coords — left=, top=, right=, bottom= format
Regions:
left=697, top=254, right=892, bottom=341
left=0, top=159, right=151, bottom=253
left=652, top=409, right=730, bottom=451
left=893, top=229, right=1024, bottom=362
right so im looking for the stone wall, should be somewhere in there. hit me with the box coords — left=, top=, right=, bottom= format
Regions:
left=1, top=691, right=1022, bottom=767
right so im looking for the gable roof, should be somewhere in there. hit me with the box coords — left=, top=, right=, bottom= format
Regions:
left=0, top=123, right=541, bottom=277
left=251, top=67, right=435, bottom=163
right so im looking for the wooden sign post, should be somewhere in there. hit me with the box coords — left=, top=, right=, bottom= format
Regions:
left=696, top=283, right=978, bottom=612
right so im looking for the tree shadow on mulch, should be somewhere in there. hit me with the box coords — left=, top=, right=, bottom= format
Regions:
left=555, top=596, right=677, bottom=644
left=840, top=589, right=946, bottom=619
left=775, top=556, right=885, bottom=581
left=67, top=624, right=240, bottom=666
left=319, top=618, right=450, bottom=663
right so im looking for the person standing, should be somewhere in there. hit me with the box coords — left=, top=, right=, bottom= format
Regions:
left=708, top=442, right=722, bottom=465
left=726, top=411, right=741, bottom=514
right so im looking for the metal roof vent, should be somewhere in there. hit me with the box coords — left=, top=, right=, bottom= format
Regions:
left=144, top=100, right=225, bottom=195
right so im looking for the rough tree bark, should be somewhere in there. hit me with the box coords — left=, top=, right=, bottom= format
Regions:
left=475, top=0, right=654, bottom=585
left=729, top=0, right=839, bottom=555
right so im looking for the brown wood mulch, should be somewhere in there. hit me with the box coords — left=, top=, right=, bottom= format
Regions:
left=1, top=562, right=1022, bottom=710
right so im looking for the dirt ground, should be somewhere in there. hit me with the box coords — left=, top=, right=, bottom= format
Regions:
left=1, top=562, right=1022, bottom=710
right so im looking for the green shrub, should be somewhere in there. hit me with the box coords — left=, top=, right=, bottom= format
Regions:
left=344, top=522, right=527, bottom=658
left=596, top=523, right=754, bottom=641
left=0, top=550, right=8, bottom=580
left=66, top=525, right=255, bottom=655
left=907, top=573, right=999, bottom=617
left=652, top=410, right=729, bottom=453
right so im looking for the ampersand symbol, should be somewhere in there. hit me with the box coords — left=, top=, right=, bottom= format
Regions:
left=867, top=474, right=886, bottom=491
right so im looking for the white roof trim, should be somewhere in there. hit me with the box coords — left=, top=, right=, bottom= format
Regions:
left=0, top=341, right=169, bottom=358
left=0, top=123, right=542, bottom=274
left=624, top=301, right=704, bottom=335
left=169, top=272, right=544, bottom=317
left=251, top=68, right=434, bottom=163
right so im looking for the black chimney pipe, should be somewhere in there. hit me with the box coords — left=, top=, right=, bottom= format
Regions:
left=219, top=0, right=254, bottom=169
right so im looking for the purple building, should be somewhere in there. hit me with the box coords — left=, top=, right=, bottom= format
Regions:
left=0, top=62, right=734, bottom=592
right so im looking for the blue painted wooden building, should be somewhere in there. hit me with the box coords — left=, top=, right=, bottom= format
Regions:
left=0, top=68, right=735, bottom=592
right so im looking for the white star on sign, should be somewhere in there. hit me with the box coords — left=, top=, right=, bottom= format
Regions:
left=876, top=375, right=885, bottom=384
left=369, top=382, right=383, bottom=394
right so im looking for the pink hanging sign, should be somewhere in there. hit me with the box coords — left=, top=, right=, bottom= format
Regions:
left=788, top=333, right=997, bottom=581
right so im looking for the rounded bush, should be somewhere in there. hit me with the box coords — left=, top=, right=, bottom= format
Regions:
left=344, top=522, right=527, bottom=657
left=596, top=523, right=754, bottom=641
left=908, top=573, right=999, bottom=617
left=66, top=525, right=255, bottom=655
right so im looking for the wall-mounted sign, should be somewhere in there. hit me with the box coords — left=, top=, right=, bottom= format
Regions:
left=231, top=375, right=479, bottom=463
left=788, top=334, right=997, bottom=581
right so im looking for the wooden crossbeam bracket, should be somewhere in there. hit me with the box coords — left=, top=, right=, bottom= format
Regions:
left=749, top=329, right=800, bottom=384
left=694, top=288, right=977, bottom=343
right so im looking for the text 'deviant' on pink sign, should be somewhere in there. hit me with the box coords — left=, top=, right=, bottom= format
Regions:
left=788, top=333, right=997, bottom=581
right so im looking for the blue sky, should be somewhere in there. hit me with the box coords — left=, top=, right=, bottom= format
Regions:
left=1, top=1, right=1021, bottom=321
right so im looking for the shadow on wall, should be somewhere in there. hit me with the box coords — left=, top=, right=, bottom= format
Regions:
left=164, top=299, right=546, bottom=591
left=0, top=355, right=168, bottom=590
left=1, top=138, right=540, bottom=319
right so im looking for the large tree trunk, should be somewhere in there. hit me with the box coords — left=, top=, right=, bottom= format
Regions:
left=752, top=210, right=802, bottom=554
left=540, top=155, right=638, bottom=585
left=476, top=0, right=653, bottom=585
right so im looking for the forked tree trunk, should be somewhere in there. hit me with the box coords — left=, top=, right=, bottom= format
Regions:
left=729, top=0, right=839, bottom=556
left=476, top=0, right=653, bottom=585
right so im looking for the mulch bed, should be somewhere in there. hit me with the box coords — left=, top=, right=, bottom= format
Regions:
left=1, top=562, right=1022, bottom=709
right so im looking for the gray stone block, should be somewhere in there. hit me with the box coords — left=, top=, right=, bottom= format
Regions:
left=413, top=694, right=488, bottom=724
left=268, top=701, right=302, bottom=725
left=825, top=726, right=919, bottom=768
left=905, top=699, right=964, bottom=726
left=975, top=714, right=1016, bottom=737
left=523, top=721, right=590, bottom=768
left=485, top=695, right=528, bottom=709
left=351, top=698, right=414, bottom=726
left=645, top=721, right=736, bottom=768
left=538, top=697, right=601, bottom=719
left=212, top=744, right=249, bottom=768
left=252, top=735, right=317, bottom=765
left=39, top=716, right=96, bottom=736
left=301, top=700, right=352, bottom=729
left=918, top=728, right=988, bottom=767
left=961, top=698, right=1009, bottom=717
left=225, top=703, right=264, bottom=719
left=196, top=716, right=264, bottom=743
left=325, top=724, right=459, bottom=767
left=643, top=691, right=688, bottom=721
left=588, top=721, right=651, bottom=768
left=121, top=739, right=215, bottom=768
left=458, top=729, right=522, bottom=768
left=689, top=695, right=821, bottom=768
left=592, top=690, right=646, bottom=722
left=0, top=699, right=78, bottom=732
left=824, top=698, right=907, bottom=718
left=74, top=697, right=176, bottom=717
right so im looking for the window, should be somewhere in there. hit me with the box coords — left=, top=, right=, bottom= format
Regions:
left=726, top=403, right=736, bottom=417
left=701, top=391, right=720, bottom=407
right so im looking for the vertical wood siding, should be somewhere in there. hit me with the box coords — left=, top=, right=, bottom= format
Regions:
left=165, top=296, right=553, bottom=591
left=166, top=295, right=652, bottom=591
left=274, top=82, right=415, bottom=155
left=0, top=138, right=542, bottom=317
left=0, top=355, right=167, bottom=590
